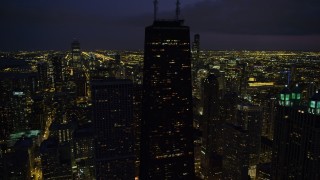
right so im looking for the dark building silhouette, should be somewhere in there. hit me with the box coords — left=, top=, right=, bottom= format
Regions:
left=140, top=19, right=195, bottom=179
left=71, top=40, right=81, bottom=68
left=91, top=78, right=135, bottom=179
left=40, top=138, right=73, bottom=179
left=1, top=138, right=34, bottom=180
left=192, top=34, right=200, bottom=61
left=37, top=62, right=48, bottom=90
left=272, top=87, right=320, bottom=179
left=219, top=102, right=262, bottom=179
left=200, top=73, right=223, bottom=179
left=50, top=54, right=65, bottom=91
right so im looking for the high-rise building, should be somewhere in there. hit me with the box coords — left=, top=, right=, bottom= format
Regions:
left=192, top=34, right=200, bottom=61
left=2, top=138, right=34, bottom=180
left=37, top=62, right=48, bottom=91
left=71, top=40, right=81, bottom=68
left=40, top=138, right=73, bottom=179
left=91, top=78, right=135, bottom=179
left=272, top=87, right=320, bottom=179
left=73, top=124, right=95, bottom=179
left=223, top=123, right=251, bottom=180
left=50, top=54, right=65, bottom=91
left=200, top=73, right=223, bottom=179
left=140, top=17, right=195, bottom=179
left=236, top=103, right=262, bottom=171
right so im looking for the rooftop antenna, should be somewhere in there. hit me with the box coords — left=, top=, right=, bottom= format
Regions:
left=176, top=0, right=181, bottom=20
left=154, top=0, right=158, bottom=21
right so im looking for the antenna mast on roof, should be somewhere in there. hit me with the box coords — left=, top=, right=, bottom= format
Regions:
left=154, top=0, right=158, bottom=21
left=176, top=0, right=181, bottom=20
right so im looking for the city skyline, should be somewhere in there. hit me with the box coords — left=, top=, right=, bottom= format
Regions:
left=1, top=0, right=320, bottom=51
left=1, top=1, right=320, bottom=179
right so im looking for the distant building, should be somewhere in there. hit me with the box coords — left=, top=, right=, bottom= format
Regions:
left=71, top=40, right=81, bottom=68
left=50, top=54, right=65, bottom=91
left=91, top=78, right=135, bottom=179
left=192, top=34, right=200, bottom=61
left=37, top=62, right=48, bottom=91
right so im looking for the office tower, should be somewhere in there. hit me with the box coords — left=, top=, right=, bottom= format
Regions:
left=71, top=70, right=87, bottom=97
left=272, top=87, right=320, bottom=179
left=0, top=144, right=4, bottom=180
left=223, top=123, right=251, bottom=180
left=200, top=73, right=223, bottom=179
left=197, top=69, right=209, bottom=106
left=0, top=107, right=10, bottom=141
left=290, top=64, right=297, bottom=83
left=37, top=62, right=48, bottom=91
left=261, top=95, right=276, bottom=140
left=30, top=94, right=46, bottom=131
left=2, top=138, right=34, bottom=179
left=49, top=121, right=76, bottom=144
left=220, top=92, right=238, bottom=124
left=259, top=136, right=273, bottom=164
left=71, top=40, right=81, bottom=68
left=91, top=78, right=135, bottom=179
left=0, top=62, right=37, bottom=134
left=222, top=102, right=262, bottom=179
left=50, top=54, right=65, bottom=91
left=40, top=138, right=73, bottom=179
left=133, top=84, right=143, bottom=177
left=236, top=104, right=262, bottom=168
left=192, top=34, right=200, bottom=61
left=11, top=91, right=29, bottom=132
left=307, top=82, right=318, bottom=99
left=73, top=124, right=95, bottom=179
left=140, top=5, right=195, bottom=178
left=115, top=53, right=121, bottom=64
left=238, top=62, right=248, bottom=97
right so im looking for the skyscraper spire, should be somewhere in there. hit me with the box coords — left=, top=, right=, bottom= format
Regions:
left=154, top=0, right=158, bottom=21
left=176, top=0, right=181, bottom=20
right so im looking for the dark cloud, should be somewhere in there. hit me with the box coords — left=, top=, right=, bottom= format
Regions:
left=0, top=0, right=319, bottom=50
left=182, top=0, right=320, bottom=35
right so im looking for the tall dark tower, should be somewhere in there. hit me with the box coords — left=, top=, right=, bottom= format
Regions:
left=200, top=74, right=222, bottom=179
left=91, top=78, right=135, bottom=179
left=140, top=1, right=195, bottom=179
left=192, top=34, right=200, bottom=60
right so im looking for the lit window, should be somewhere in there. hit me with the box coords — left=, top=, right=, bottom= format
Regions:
left=285, top=94, right=290, bottom=101
left=310, top=101, right=316, bottom=108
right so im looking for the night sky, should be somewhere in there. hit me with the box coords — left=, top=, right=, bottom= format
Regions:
left=1, top=0, right=320, bottom=51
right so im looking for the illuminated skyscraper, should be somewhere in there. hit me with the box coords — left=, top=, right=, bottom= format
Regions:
left=91, top=78, right=135, bottom=179
left=192, top=34, right=200, bottom=60
left=50, top=54, right=65, bottom=91
left=272, top=87, right=320, bottom=179
left=140, top=17, right=195, bottom=179
left=71, top=40, right=81, bottom=68
left=36, top=62, right=48, bottom=91
left=73, top=124, right=95, bottom=179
